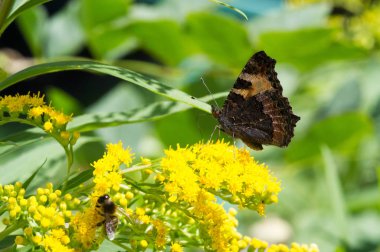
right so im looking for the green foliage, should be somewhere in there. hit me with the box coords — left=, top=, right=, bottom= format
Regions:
left=0, top=0, right=380, bottom=251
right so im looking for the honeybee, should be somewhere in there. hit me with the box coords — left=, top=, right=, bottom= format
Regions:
left=96, top=194, right=118, bottom=240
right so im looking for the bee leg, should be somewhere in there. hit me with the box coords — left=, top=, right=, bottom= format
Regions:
left=96, top=220, right=105, bottom=227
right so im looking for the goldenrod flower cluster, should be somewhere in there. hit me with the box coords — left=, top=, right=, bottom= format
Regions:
left=249, top=238, right=319, bottom=252
left=0, top=141, right=319, bottom=251
left=0, top=93, right=79, bottom=148
left=161, top=141, right=281, bottom=214
left=0, top=182, right=79, bottom=251
left=159, top=141, right=281, bottom=251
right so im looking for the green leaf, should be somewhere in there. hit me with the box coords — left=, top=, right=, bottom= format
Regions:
left=321, top=146, right=348, bottom=241
left=257, top=28, right=367, bottom=71
left=0, top=128, right=46, bottom=158
left=46, top=86, right=82, bottom=115
left=22, top=159, right=46, bottom=190
left=129, top=20, right=193, bottom=65
left=0, top=134, right=97, bottom=185
left=80, top=0, right=134, bottom=59
left=80, top=0, right=131, bottom=28
left=286, top=112, right=373, bottom=162
left=0, top=60, right=211, bottom=113
left=15, top=4, right=47, bottom=57
left=186, top=12, right=252, bottom=68
left=43, top=0, right=84, bottom=57
left=1, top=0, right=51, bottom=36
left=247, top=3, right=330, bottom=34
left=62, top=168, right=94, bottom=193
left=69, top=101, right=190, bottom=132
left=68, top=93, right=226, bottom=133
left=0, top=235, right=17, bottom=250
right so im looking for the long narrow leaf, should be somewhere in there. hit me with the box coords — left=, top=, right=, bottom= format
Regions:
left=0, top=60, right=211, bottom=113
left=0, top=0, right=50, bottom=35
left=321, top=145, right=348, bottom=242
left=68, top=92, right=227, bottom=132
left=22, top=159, right=46, bottom=190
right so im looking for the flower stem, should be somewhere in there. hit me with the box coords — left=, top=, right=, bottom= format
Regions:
left=0, top=222, right=23, bottom=241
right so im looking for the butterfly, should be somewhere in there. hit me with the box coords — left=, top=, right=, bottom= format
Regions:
left=211, top=51, right=300, bottom=150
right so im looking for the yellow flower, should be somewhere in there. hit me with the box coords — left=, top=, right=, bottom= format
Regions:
left=152, top=220, right=167, bottom=248
left=70, top=207, right=103, bottom=250
left=0, top=93, right=78, bottom=150
left=43, top=121, right=54, bottom=132
left=170, top=242, right=183, bottom=252
left=15, top=235, right=25, bottom=245
left=161, top=141, right=281, bottom=214
left=91, top=141, right=134, bottom=196
left=41, top=229, right=74, bottom=252
left=140, top=240, right=148, bottom=248
left=0, top=182, right=76, bottom=250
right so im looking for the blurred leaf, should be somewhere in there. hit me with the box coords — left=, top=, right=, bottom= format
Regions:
left=0, top=135, right=97, bottom=185
left=155, top=110, right=202, bottom=147
left=247, top=3, right=330, bottom=36
left=43, top=0, right=84, bottom=57
left=0, top=235, right=17, bottom=250
left=257, top=28, right=367, bottom=71
left=0, top=128, right=45, bottom=158
left=129, top=20, right=193, bottom=65
left=81, top=0, right=131, bottom=28
left=322, top=146, right=348, bottom=241
left=0, top=60, right=211, bottom=113
left=88, top=28, right=137, bottom=60
left=317, top=80, right=360, bottom=118
left=0, top=136, right=64, bottom=185
left=16, top=5, right=47, bottom=57
left=286, top=113, right=373, bottom=162
left=346, top=211, right=380, bottom=250
left=347, top=187, right=380, bottom=212
left=0, top=0, right=50, bottom=36
left=80, top=0, right=134, bottom=59
left=46, top=86, right=82, bottom=115
left=186, top=12, right=252, bottom=68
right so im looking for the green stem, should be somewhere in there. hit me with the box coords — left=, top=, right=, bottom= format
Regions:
left=0, top=0, right=14, bottom=38
left=121, top=164, right=152, bottom=174
left=0, top=222, right=22, bottom=241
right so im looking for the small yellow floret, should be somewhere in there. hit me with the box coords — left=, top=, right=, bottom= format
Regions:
left=15, top=235, right=25, bottom=245
left=43, top=121, right=53, bottom=132
left=170, top=242, right=183, bottom=252
left=140, top=240, right=148, bottom=248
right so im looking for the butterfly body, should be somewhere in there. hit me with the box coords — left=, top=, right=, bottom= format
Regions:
left=212, top=51, right=300, bottom=150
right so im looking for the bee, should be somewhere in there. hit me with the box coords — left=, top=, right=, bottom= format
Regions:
left=96, top=194, right=118, bottom=240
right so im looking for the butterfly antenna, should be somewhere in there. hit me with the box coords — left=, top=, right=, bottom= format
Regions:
left=200, top=77, right=220, bottom=109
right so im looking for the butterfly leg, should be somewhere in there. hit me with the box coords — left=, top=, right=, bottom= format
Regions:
left=209, top=124, right=220, bottom=144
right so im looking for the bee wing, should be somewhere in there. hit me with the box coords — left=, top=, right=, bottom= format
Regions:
left=105, top=215, right=118, bottom=241
left=117, top=207, right=134, bottom=223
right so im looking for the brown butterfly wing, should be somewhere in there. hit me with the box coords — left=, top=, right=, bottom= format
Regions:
left=212, top=51, right=300, bottom=150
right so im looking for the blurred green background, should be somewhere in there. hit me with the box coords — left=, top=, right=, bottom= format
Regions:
left=1, top=0, right=380, bottom=251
